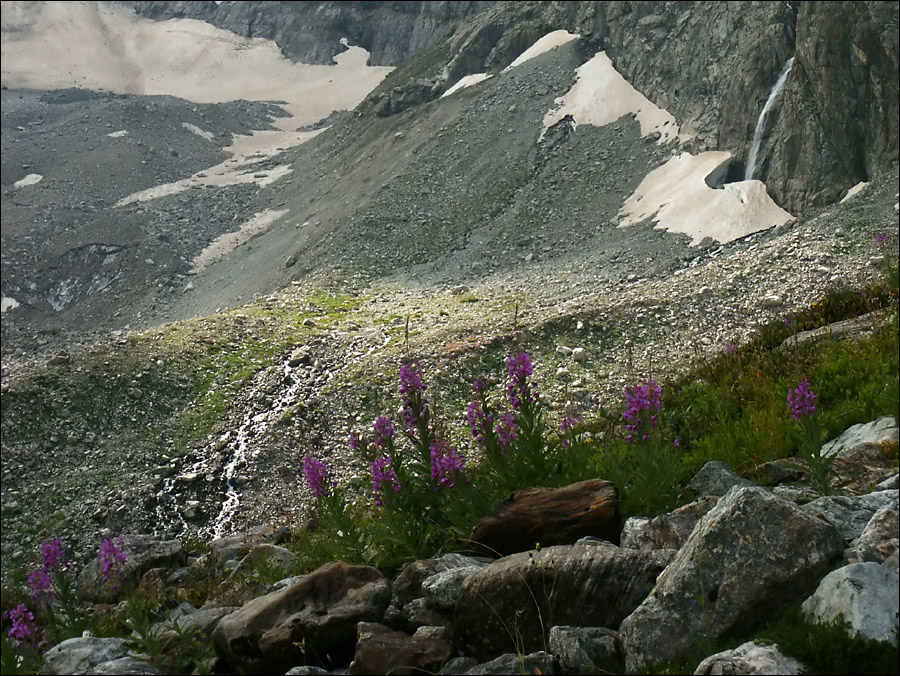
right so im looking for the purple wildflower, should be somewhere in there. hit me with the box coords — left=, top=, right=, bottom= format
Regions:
left=559, top=415, right=581, bottom=447
left=506, top=353, right=536, bottom=410
left=27, top=573, right=51, bottom=604
left=370, top=455, right=401, bottom=507
left=560, top=415, right=580, bottom=433
left=876, top=232, right=889, bottom=248
left=466, top=400, right=493, bottom=447
left=27, top=569, right=53, bottom=603
left=303, top=456, right=330, bottom=498
left=349, top=430, right=361, bottom=453
left=673, top=438, right=681, bottom=448
left=100, top=536, right=128, bottom=589
left=725, top=341, right=738, bottom=356
left=372, top=416, right=395, bottom=448
left=788, top=378, right=817, bottom=421
left=40, top=537, right=69, bottom=573
left=430, top=439, right=467, bottom=491
left=495, top=411, right=519, bottom=452
left=623, top=380, right=662, bottom=443
left=472, top=377, right=487, bottom=393
left=3, top=604, right=37, bottom=645
left=399, top=361, right=429, bottom=431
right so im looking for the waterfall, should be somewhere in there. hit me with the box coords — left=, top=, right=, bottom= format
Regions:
left=745, top=57, right=794, bottom=181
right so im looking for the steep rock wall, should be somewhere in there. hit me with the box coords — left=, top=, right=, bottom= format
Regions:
left=126, top=0, right=495, bottom=66
left=767, top=1, right=899, bottom=210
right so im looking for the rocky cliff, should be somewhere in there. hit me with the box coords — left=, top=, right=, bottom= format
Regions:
left=126, top=0, right=496, bottom=66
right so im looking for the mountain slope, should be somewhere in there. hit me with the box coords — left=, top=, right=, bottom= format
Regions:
left=1, top=0, right=898, bottom=567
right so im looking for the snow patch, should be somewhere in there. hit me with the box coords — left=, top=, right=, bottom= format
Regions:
left=618, top=152, right=794, bottom=245
left=441, top=73, right=492, bottom=98
left=182, top=122, right=215, bottom=142
left=840, top=182, right=869, bottom=204
left=541, top=51, right=684, bottom=145
left=14, top=173, right=42, bottom=187
left=502, top=30, right=579, bottom=72
left=190, top=209, right=289, bottom=273
left=1, top=296, right=21, bottom=313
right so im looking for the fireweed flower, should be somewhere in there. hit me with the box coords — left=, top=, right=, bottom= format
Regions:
left=623, top=380, right=662, bottom=443
left=495, top=411, right=520, bottom=452
left=559, top=415, right=581, bottom=447
left=372, top=416, right=395, bottom=448
left=3, top=603, right=37, bottom=645
left=430, top=439, right=466, bottom=490
left=100, top=536, right=127, bottom=589
left=507, top=353, right=536, bottom=410
left=370, top=456, right=401, bottom=507
left=349, top=430, right=362, bottom=453
left=40, top=537, right=69, bottom=573
left=399, top=361, right=429, bottom=431
left=303, top=456, right=330, bottom=498
left=788, top=378, right=817, bottom=421
left=466, top=400, right=493, bottom=447
left=27, top=569, right=54, bottom=602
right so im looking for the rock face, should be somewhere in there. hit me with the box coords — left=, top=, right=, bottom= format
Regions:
left=769, top=1, right=900, bottom=211
left=801, top=562, right=900, bottom=645
left=618, top=486, right=845, bottom=672
left=694, top=640, right=807, bottom=676
left=128, top=1, right=496, bottom=66
left=453, top=543, right=666, bottom=661
left=212, top=562, right=391, bottom=675
left=467, top=478, right=619, bottom=557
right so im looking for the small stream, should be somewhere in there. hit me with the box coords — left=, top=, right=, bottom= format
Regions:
left=154, top=332, right=391, bottom=539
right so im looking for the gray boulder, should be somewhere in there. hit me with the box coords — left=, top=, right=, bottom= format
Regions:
left=802, top=489, right=899, bottom=544
left=42, top=637, right=130, bottom=676
left=212, top=561, right=391, bottom=674
left=853, top=507, right=899, bottom=572
left=548, top=625, right=618, bottom=673
left=687, top=461, right=755, bottom=497
left=463, top=651, right=559, bottom=675
left=453, top=543, right=666, bottom=662
left=693, top=640, right=805, bottom=675
left=621, top=496, right=719, bottom=553
left=618, top=486, right=843, bottom=671
left=801, top=561, right=900, bottom=645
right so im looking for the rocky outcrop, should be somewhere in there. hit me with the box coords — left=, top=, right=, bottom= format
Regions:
left=453, top=543, right=667, bottom=662
left=694, top=641, right=806, bottom=676
left=802, top=562, right=900, bottom=645
left=768, top=2, right=900, bottom=211
left=618, top=486, right=845, bottom=671
left=42, top=637, right=132, bottom=676
left=128, top=1, right=495, bottom=66
left=211, top=562, right=391, bottom=674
